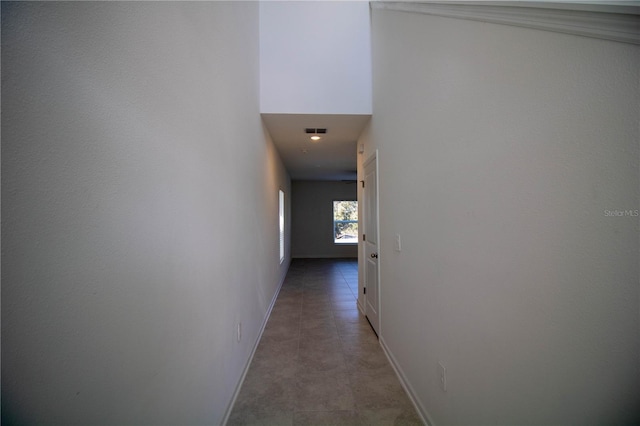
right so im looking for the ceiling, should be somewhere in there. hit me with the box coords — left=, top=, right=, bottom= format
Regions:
left=262, top=113, right=371, bottom=181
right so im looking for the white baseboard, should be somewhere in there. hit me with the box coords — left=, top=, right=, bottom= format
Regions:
left=379, top=336, right=436, bottom=426
left=221, top=259, right=290, bottom=426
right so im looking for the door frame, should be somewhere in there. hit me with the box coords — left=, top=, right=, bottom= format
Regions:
left=361, top=150, right=380, bottom=335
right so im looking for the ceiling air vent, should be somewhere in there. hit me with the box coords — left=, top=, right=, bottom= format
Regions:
left=304, top=128, right=327, bottom=134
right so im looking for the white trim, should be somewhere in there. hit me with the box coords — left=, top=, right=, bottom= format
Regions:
left=380, top=336, right=435, bottom=426
left=371, top=1, right=640, bottom=45
left=362, top=150, right=381, bottom=336
left=221, top=259, right=290, bottom=426
left=279, top=189, right=285, bottom=264
left=357, top=299, right=366, bottom=315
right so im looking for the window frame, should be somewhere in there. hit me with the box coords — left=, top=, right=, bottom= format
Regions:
left=332, top=200, right=358, bottom=245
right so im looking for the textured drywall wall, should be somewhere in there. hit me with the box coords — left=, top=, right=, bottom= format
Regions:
left=364, top=8, right=640, bottom=425
left=291, top=181, right=358, bottom=258
left=259, top=1, right=372, bottom=114
left=1, top=2, right=290, bottom=424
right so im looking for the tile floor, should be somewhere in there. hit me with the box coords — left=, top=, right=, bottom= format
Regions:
left=228, top=258, right=423, bottom=426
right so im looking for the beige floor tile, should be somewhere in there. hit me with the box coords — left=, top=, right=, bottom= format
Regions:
left=298, top=348, right=347, bottom=375
left=251, top=339, right=299, bottom=379
left=332, top=301, right=360, bottom=311
left=294, top=370, right=355, bottom=412
left=300, top=316, right=337, bottom=330
left=342, top=348, right=393, bottom=375
left=233, top=376, right=296, bottom=413
left=350, top=370, right=415, bottom=411
left=358, top=407, right=423, bottom=426
left=227, top=409, right=293, bottom=426
left=267, top=308, right=301, bottom=323
left=229, top=259, right=423, bottom=426
left=292, top=410, right=363, bottom=426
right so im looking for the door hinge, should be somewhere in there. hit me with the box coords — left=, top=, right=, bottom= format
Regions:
left=363, top=234, right=366, bottom=241
left=364, top=287, right=367, bottom=294
left=361, top=180, right=365, bottom=188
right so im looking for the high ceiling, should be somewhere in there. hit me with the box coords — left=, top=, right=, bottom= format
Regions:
left=262, top=113, right=371, bottom=181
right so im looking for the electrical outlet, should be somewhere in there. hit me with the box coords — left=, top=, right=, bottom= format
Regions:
left=394, top=234, right=402, bottom=252
left=237, top=322, right=242, bottom=342
left=438, top=362, right=447, bottom=392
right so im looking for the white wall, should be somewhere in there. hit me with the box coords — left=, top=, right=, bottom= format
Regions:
left=259, top=1, right=372, bottom=115
left=1, top=2, right=290, bottom=424
left=292, top=181, right=358, bottom=258
left=361, top=7, right=639, bottom=425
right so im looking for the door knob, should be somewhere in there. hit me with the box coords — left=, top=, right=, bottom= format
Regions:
left=370, top=253, right=378, bottom=258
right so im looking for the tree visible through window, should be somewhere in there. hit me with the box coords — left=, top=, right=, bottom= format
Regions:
left=333, top=201, right=358, bottom=244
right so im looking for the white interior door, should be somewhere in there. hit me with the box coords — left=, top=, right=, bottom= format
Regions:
left=363, top=152, right=379, bottom=336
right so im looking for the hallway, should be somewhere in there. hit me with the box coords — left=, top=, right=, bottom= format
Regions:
left=228, top=259, right=422, bottom=425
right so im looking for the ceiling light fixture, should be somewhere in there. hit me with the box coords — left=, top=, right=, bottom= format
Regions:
left=305, top=128, right=326, bottom=142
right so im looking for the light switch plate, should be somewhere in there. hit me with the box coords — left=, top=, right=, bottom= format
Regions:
left=438, top=362, right=447, bottom=392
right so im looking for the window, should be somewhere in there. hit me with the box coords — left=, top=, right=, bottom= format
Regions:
left=279, top=190, right=285, bottom=263
left=333, top=200, right=358, bottom=244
